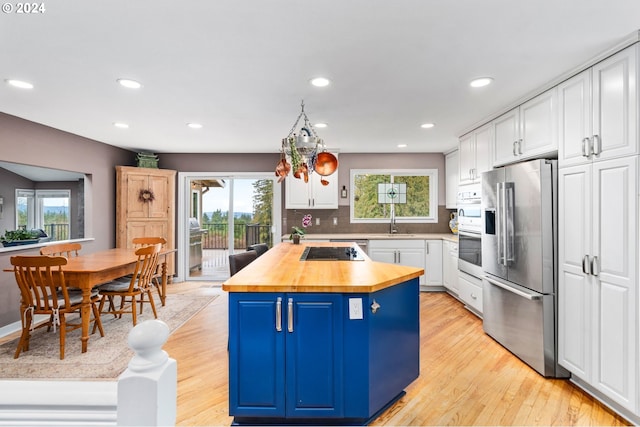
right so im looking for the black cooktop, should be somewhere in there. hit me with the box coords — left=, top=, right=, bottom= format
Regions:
left=300, top=246, right=365, bottom=261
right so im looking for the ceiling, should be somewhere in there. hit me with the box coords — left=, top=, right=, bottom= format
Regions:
left=1, top=1, right=640, bottom=155
left=0, top=161, right=85, bottom=181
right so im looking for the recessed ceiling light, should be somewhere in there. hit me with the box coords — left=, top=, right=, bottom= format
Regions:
left=117, top=78, right=142, bottom=89
left=113, top=122, right=129, bottom=129
left=6, top=79, right=34, bottom=89
left=470, top=77, right=493, bottom=88
left=314, top=123, right=328, bottom=128
left=397, top=144, right=407, bottom=148
left=420, top=123, right=435, bottom=129
left=187, top=123, right=203, bottom=129
left=310, top=77, right=330, bottom=87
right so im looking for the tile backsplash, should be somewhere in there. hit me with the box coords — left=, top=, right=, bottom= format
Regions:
left=284, top=205, right=454, bottom=235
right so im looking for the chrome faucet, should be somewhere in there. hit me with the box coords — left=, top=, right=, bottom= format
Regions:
left=389, top=205, right=397, bottom=234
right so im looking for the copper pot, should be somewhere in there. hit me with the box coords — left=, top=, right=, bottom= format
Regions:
left=314, top=151, right=338, bottom=176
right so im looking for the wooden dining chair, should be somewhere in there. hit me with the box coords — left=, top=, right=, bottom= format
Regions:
left=93, top=243, right=161, bottom=328
left=229, top=250, right=258, bottom=276
left=40, top=242, right=82, bottom=257
left=131, top=237, right=167, bottom=306
left=11, top=255, right=104, bottom=360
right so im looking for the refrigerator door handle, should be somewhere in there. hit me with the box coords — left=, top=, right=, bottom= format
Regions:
left=484, top=275, right=543, bottom=301
left=504, top=182, right=515, bottom=264
left=496, top=182, right=504, bottom=264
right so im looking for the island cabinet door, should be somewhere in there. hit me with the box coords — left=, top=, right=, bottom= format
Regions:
left=229, top=293, right=344, bottom=419
left=228, top=293, right=286, bottom=417
left=285, top=293, right=344, bottom=418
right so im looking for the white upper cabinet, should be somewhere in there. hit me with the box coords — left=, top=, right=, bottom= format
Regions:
left=458, top=123, right=492, bottom=184
left=445, top=150, right=459, bottom=209
left=492, top=88, right=558, bottom=167
left=558, top=45, right=638, bottom=167
left=285, top=170, right=339, bottom=209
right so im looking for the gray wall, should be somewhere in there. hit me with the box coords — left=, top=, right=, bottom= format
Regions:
left=0, top=168, right=32, bottom=234
left=0, top=112, right=133, bottom=326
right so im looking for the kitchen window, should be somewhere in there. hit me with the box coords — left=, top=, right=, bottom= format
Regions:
left=350, top=169, right=438, bottom=223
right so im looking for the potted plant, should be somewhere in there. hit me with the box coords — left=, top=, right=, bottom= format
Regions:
left=1, top=229, right=41, bottom=247
left=289, top=226, right=306, bottom=245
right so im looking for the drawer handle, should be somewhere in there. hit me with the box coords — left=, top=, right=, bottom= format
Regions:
left=275, top=297, right=282, bottom=332
left=287, top=298, right=293, bottom=333
left=484, top=275, right=542, bottom=301
left=470, top=293, right=477, bottom=300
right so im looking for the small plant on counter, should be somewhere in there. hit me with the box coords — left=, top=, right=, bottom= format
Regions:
left=289, top=226, right=306, bottom=241
left=290, top=213, right=312, bottom=244
left=1, top=229, right=40, bottom=246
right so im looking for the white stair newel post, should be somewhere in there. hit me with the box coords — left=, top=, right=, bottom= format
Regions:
left=117, top=319, right=177, bottom=426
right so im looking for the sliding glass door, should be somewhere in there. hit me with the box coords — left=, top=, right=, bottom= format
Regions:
left=180, top=173, right=281, bottom=282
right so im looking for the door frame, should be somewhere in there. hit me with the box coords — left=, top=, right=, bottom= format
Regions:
left=176, top=172, right=282, bottom=282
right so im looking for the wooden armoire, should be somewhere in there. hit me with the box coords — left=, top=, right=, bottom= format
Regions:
left=116, top=166, right=176, bottom=277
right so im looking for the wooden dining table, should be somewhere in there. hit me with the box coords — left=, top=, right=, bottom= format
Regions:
left=62, top=247, right=176, bottom=353
left=5, top=247, right=176, bottom=354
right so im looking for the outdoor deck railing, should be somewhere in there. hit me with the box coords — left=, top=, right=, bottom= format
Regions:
left=201, top=222, right=272, bottom=249
left=43, top=223, right=70, bottom=241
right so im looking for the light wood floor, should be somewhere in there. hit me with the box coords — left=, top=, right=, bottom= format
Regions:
left=160, top=284, right=632, bottom=425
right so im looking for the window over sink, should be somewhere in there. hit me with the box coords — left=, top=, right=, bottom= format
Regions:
left=350, top=169, right=438, bottom=224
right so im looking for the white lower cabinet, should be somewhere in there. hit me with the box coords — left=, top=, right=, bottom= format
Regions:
left=442, top=240, right=459, bottom=294
left=369, top=240, right=426, bottom=286
left=424, top=240, right=443, bottom=289
left=558, top=156, right=638, bottom=414
left=457, top=271, right=482, bottom=317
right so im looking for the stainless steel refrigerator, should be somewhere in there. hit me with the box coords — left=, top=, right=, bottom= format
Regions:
left=481, top=159, right=569, bottom=378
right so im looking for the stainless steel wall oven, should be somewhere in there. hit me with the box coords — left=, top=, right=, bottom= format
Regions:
left=457, top=184, right=482, bottom=278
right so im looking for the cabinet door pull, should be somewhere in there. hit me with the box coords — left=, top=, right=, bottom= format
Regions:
left=275, top=297, right=282, bottom=332
left=518, top=139, right=523, bottom=155
left=591, top=135, right=601, bottom=156
left=287, top=298, right=294, bottom=332
left=582, top=255, right=591, bottom=275
left=513, top=141, right=518, bottom=156
left=590, top=256, right=599, bottom=276
left=582, top=137, right=590, bottom=157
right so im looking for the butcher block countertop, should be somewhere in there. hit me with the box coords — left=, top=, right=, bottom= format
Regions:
left=281, top=232, right=458, bottom=243
left=222, top=241, right=424, bottom=294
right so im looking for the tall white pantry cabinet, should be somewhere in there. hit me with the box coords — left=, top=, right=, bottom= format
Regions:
left=557, top=43, right=639, bottom=418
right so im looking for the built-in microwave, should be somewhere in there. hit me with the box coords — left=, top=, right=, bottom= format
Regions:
left=457, top=183, right=482, bottom=234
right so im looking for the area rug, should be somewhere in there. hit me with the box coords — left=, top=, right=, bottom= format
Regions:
left=0, top=293, right=217, bottom=380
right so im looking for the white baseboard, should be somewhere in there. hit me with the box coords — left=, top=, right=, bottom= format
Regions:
left=0, top=315, right=50, bottom=339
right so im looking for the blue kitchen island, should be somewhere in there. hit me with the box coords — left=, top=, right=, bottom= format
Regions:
left=222, top=242, right=423, bottom=426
